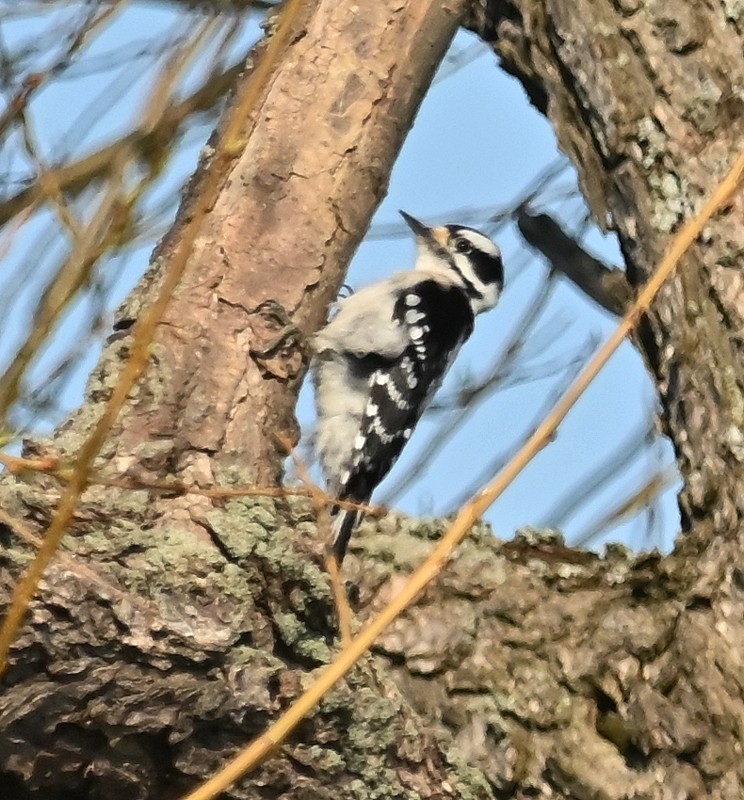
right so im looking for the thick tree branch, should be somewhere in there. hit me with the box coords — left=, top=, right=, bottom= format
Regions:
left=0, top=485, right=492, bottom=799
left=4, top=486, right=744, bottom=799
left=51, top=0, right=475, bottom=506
left=352, top=519, right=742, bottom=799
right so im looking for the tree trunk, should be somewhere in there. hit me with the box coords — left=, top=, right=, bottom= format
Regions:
left=4, top=1, right=744, bottom=799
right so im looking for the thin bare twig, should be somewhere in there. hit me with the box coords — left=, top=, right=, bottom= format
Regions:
left=573, top=465, right=678, bottom=548
left=537, top=418, right=654, bottom=529
left=0, top=148, right=133, bottom=426
left=0, top=19, right=222, bottom=430
left=444, top=339, right=594, bottom=513
left=0, top=58, right=245, bottom=227
left=0, top=3, right=127, bottom=140
left=366, top=158, right=569, bottom=240
left=0, top=452, right=383, bottom=518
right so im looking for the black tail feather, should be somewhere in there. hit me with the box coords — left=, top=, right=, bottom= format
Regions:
left=329, top=506, right=361, bottom=565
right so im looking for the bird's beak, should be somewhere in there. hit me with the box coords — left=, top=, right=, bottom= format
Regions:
left=399, top=210, right=449, bottom=249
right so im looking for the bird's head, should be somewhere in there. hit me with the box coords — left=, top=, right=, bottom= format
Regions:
left=399, top=210, right=504, bottom=314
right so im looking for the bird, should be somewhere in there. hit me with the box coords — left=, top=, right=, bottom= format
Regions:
left=312, top=210, right=504, bottom=566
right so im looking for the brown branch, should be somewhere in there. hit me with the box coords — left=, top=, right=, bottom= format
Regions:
left=0, top=452, right=385, bottom=518
left=0, top=153, right=133, bottom=428
left=537, top=418, right=653, bottom=529
left=0, top=73, right=44, bottom=140
left=573, top=465, right=678, bottom=548
left=517, top=206, right=633, bottom=315
left=0, top=5, right=126, bottom=138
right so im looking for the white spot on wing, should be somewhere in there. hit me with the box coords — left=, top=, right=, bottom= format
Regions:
left=405, top=293, right=421, bottom=306
left=384, top=376, right=409, bottom=409
left=371, top=416, right=396, bottom=443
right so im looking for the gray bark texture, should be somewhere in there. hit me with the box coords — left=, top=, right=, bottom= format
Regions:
left=3, top=0, right=744, bottom=798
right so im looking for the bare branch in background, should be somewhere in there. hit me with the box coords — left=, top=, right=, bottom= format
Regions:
left=367, top=157, right=570, bottom=240
left=0, top=58, right=245, bottom=227
left=444, top=334, right=596, bottom=513
left=0, top=4, right=262, bottom=435
left=537, top=418, right=655, bottom=530
left=573, top=465, right=678, bottom=548
left=5, top=1, right=276, bottom=12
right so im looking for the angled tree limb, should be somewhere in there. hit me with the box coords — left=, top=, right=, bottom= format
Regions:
left=470, top=0, right=744, bottom=539
left=69, top=0, right=474, bottom=500
left=517, top=206, right=633, bottom=315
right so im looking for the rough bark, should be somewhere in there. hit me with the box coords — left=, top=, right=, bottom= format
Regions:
left=0, top=487, right=494, bottom=800
left=355, top=523, right=742, bottom=800
left=4, top=1, right=744, bottom=800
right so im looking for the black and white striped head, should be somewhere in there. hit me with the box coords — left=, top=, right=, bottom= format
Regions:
left=400, top=210, right=504, bottom=314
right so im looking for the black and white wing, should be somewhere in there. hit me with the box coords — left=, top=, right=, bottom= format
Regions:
left=328, top=279, right=474, bottom=562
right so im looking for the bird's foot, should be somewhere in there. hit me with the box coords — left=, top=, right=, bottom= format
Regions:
left=249, top=300, right=309, bottom=380
left=249, top=299, right=309, bottom=358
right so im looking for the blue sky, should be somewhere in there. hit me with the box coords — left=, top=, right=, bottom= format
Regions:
left=0, top=4, right=680, bottom=551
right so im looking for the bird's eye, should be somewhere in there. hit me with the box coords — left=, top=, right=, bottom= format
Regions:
left=455, top=238, right=472, bottom=254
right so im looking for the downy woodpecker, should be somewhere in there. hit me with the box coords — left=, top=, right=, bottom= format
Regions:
left=313, top=211, right=504, bottom=563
